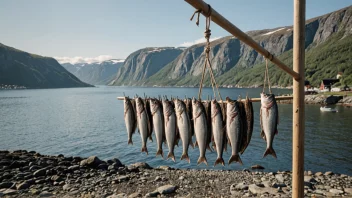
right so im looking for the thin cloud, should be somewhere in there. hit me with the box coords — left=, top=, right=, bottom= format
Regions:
left=179, top=36, right=222, bottom=47
left=54, top=55, right=114, bottom=64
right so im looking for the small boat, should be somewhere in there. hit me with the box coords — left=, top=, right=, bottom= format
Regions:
left=320, top=106, right=338, bottom=112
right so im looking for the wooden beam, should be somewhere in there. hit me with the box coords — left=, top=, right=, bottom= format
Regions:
left=292, top=0, right=306, bottom=197
left=184, top=0, right=300, bottom=80
left=116, top=96, right=293, bottom=103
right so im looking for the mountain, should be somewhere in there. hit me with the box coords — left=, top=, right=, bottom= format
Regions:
left=0, top=43, right=92, bottom=89
left=61, top=59, right=124, bottom=85
left=139, top=5, right=352, bottom=87
left=110, top=47, right=184, bottom=86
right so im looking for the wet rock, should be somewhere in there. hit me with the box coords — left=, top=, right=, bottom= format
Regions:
left=117, top=175, right=130, bottom=182
left=38, top=191, right=53, bottom=197
left=315, top=172, right=323, bottom=176
left=154, top=176, right=161, bottom=182
left=33, top=168, right=47, bottom=177
left=325, top=171, right=333, bottom=176
left=80, top=156, right=102, bottom=168
left=63, top=184, right=71, bottom=191
left=304, top=176, right=316, bottom=183
left=272, top=182, right=286, bottom=188
left=129, top=162, right=151, bottom=169
left=97, top=164, right=108, bottom=170
left=35, top=179, right=46, bottom=184
left=251, top=165, right=265, bottom=170
left=16, top=182, right=30, bottom=190
left=157, top=184, right=177, bottom=194
left=0, top=182, right=14, bottom=189
left=68, top=165, right=80, bottom=171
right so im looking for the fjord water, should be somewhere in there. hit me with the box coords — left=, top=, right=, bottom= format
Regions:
left=0, top=86, right=351, bottom=175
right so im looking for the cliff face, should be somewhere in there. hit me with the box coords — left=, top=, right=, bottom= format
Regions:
left=144, top=5, right=352, bottom=87
left=0, top=43, right=92, bottom=89
left=62, top=60, right=123, bottom=85
left=110, top=47, right=183, bottom=86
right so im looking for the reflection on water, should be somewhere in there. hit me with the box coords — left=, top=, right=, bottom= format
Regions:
left=0, top=86, right=351, bottom=175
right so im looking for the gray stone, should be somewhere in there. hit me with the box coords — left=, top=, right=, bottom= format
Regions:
left=129, top=162, right=151, bottom=169
left=315, top=172, right=323, bottom=176
left=261, top=181, right=271, bottom=188
left=16, top=182, right=30, bottom=190
left=50, top=175, right=64, bottom=182
left=80, top=156, right=102, bottom=168
left=145, top=191, right=159, bottom=197
left=233, top=182, right=249, bottom=190
left=154, top=176, right=161, bottom=182
left=2, top=189, right=17, bottom=195
left=156, top=165, right=172, bottom=170
left=179, top=176, right=184, bottom=180
left=304, top=176, right=316, bottom=183
left=313, top=189, right=324, bottom=195
left=324, top=171, right=333, bottom=176
left=63, top=184, right=71, bottom=191
left=107, top=193, right=127, bottom=198
left=307, top=171, right=313, bottom=176
left=345, top=188, right=352, bottom=194
left=33, top=168, right=47, bottom=177
left=128, top=192, right=141, bottom=198
left=68, top=165, right=80, bottom=171
left=117, top=175, right=130, bottom=182
left=329, top=188, right=343, bottom=195
left=272, top=183, right=286, bottom=188
left=275, top=174, right=284, bottom=183
left=248, top=184, right=278, bottom=195
left=38, top=191, right=53, bottom=197
left=157, top=184, right=177, bottom=194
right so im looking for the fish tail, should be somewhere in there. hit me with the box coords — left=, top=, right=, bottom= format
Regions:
left=180, top=153, right=190, bottom=163
left=167, top=152, right=176, bottom=162
left=156, top=149, right=163, bottom=158
left=263, top=147, right=277, bottom=158
left=228, top=154, right=243, bottom=165
left=141, top=146, right=148, bottom=155
left=128, top=139, right=133, bottom=145
left=214, top=157, right=225, bottom=167
left=197, top=156, right=208, bottom=166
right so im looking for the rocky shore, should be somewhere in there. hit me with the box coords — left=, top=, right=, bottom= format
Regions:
left=0, top=150, right=351, bottom=198
left=277, top=95, right=352, bottom=106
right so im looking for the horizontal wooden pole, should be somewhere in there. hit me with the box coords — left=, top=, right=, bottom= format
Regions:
left=184, top=0, right=300, bottom=80
left=117, top=96, right=293, bottom=103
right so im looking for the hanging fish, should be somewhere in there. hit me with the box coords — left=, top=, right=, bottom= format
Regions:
left=240, top=96, right=254, bottom=154
left=192, top=98, right=209, bottom=165
left=185, top=98, right=195, bottom=139
left=135, top=97, right=150, bottom=155
left=123, top=97, right=137, bottom=145
left=226, top=97, right=243, bottom=165
left=238, top=101, right=247, bottom=155
left=204, top=100, right=213, bottom=151
left=211, top=99, right=226, bottom=166
left=220, top=100, right=228, bottom=152
left=144, top=97, right=153, bottom=142
left=174, top=98, right=193, bottom=163
left=149, top=98, right=165, bottom=158
left=162, top=98, right=177, bottom=162
left=260, top=93, right=278, bottom=158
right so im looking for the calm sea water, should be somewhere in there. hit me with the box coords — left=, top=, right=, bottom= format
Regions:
left=0, top=86, right=351, bottom=175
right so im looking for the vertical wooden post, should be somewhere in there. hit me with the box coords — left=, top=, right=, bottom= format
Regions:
left=292, top=0, right=305, bottom=197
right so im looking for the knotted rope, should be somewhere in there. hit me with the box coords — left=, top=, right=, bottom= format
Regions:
left=263, top=58, right=272, bottom=94
left=190, top=5, right=223, bottom=102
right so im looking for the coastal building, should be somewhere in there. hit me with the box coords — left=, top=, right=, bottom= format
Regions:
left=319, top=79, right=339, bottom=92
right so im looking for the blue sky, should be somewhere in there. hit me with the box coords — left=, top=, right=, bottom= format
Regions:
left=0, top=0, right=351, bottom=63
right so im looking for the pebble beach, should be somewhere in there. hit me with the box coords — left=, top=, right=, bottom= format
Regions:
left=0, top=150, right=351, bottom=198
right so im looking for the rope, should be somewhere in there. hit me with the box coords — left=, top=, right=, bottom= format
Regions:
left=262, top=58, right=272, bottom=94
left=191, top=4, right=223, bottom=101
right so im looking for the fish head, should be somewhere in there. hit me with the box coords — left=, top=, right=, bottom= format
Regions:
left=261, top=93, right=275, bottom=108
left=174, top=98, right=185, bottom=113
left=124, top=97, right=131, bottom=109
left=135, top=97, right=144, bottom=113
left=149, top=98, right=159, bottom=113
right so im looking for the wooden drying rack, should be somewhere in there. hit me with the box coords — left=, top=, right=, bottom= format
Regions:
left=116, top=96, right=293, bottom=103
left=117, top=0, right=306, bottom=197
